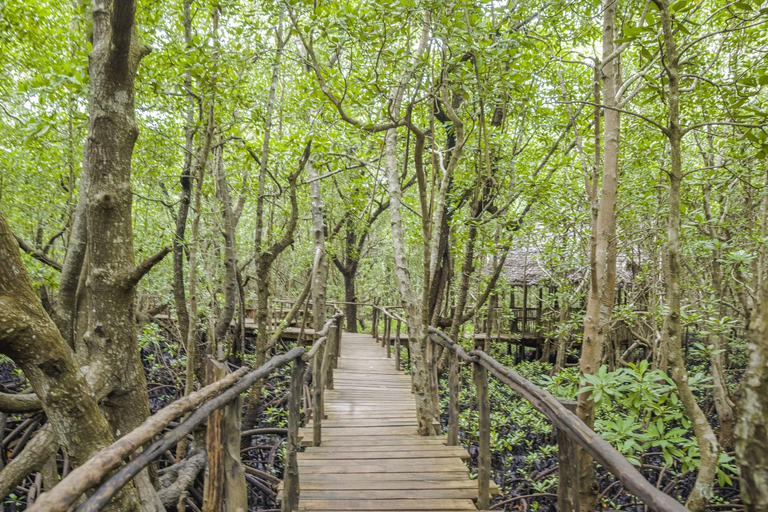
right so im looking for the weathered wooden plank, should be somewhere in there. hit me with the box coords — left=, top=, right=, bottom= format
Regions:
left=298, top=498, right=477, bottom=510
left=309, top=436, right=449, bottom=447
left=298, top=447, right=469, bottom=460
left=299, top=489, right=477, bottom=500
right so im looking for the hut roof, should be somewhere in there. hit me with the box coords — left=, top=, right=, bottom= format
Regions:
left=487, top=247, right=634, bottom=287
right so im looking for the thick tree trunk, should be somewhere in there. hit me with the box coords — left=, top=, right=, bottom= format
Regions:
left=576, top=1, right=621, bottom=508
left=80, top=3, right=167, bottom=508
left=0, top=214, right=138, bottom=511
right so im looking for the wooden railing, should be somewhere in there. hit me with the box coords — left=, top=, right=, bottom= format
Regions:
left=426, top=326, right=687, bottom=512
left=28, top=309, right=344, bottom=512
left=371, top=305, right=407, bottom=371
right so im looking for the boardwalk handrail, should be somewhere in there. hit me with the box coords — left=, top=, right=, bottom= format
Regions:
left=372, top=305, right=407, bottom=370
left=29, top=312, right=344, bottom=512
left=427, top=326, right=687, bottom=512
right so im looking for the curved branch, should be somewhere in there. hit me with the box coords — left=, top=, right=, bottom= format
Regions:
left=118, top=247, right=171, bottom=290
left=14, top=234, right=62, bottom=271
left=0, top=391, right=42, bottom=413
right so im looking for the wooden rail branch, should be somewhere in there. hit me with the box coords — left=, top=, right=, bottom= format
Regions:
left=428, top=327, right=476, bottom=363
left=30, top=348, right=303, bottom=512
left=470, top=351, right=688, bottom=512
left=27, top=365, right=248, bottom=511
left=71, top=347, right=306, bottom=512
left=301, top=312, right=344, bottom=361
left=428, top=326, right=686, bottom=512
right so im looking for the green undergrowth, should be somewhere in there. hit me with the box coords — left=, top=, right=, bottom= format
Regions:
left=430, top=346, right=741, bottom=510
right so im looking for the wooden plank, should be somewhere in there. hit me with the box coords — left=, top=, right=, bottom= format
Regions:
left=309, top=436, right=449, bottom=447
left=306, top=444, right=456, bottom=453
left=298, top=498, right=477, bottom=510
left=296, top=472, right=470, bottom=483
left=298, top=460, right=468, bottom=473
left=299, top=426, right=419, bottom=437
left=299, top=447, right=469, bottom=460
left=299, top=489, right=478, bottom=500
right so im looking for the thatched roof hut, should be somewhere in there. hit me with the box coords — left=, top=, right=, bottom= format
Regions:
left=489, top=247, right=634, bottom=287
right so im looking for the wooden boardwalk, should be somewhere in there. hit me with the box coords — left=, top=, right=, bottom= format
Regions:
left=293, top=333, right=494, bottom=511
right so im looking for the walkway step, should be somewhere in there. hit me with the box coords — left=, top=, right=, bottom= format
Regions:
left=292, top=332, right=497, bottom=511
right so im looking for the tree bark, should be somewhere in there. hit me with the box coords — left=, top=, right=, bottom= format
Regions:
left=308, top=159, right=329, bottom=332
left=81, top=3, right=166, bottom=508
left=738, top=199, right=768, bottom=509
left=576, top=1, right=621, bottom=508
left=0, top=213, right=137, bottom=511
left=653, top=2, right=720, bottom=510
left=171, top=0, right=198, bottom=349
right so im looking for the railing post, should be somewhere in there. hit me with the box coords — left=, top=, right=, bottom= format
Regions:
left=385, top=317, right=391, bottom=356
left=313, top=343, right=324, bottom=447
left=334, top=318, right=342, bottom=369
left=557, top=399, right=579, bottom=512
left=447, top=347, right=459, bottom=446
left=323, top=325, right=336, bottom=391
left=203, top=357, right=226, bottom=512
left=394, top=320, right=401, bottom=371
left=372, top=307, right=379, bottom=341
left=473, top=343, right=491, bottom=510
left=282, top=356, right=305, bottom=512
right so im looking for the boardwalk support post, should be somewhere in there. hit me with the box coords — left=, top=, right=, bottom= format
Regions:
left=372, top=306, right=379, bottom=342
left=557, top=399, right=579, bottom=512
left=203, top=357, right=227, bottom=511
left=283, top=357, right=305, bottom=512
left=334, top=318, right=342, bottom=369
left=395, top=319, right=402, bottom=371
left=447, top=345, right=459, bottom=446
left=313, top=343, right=324, bottom=446
left=473, top=340, right=491, bottom=510
left=324, top=325, right=337, bottom=390
left=385, top=316, right=391, bottom=356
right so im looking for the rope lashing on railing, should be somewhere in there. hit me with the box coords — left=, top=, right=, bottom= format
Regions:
left=426, top=326, right=687, bottom=512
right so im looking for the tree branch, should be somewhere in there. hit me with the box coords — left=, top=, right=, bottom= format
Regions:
left=0, top=391, right=42, bottom=413
left=14, top=234, right=62, bottom=271
left=559, top=100, right=669, bottom=134
left=118, top=247, right=171, bottom=290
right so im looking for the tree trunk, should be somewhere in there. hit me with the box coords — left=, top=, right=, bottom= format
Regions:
left=654, top=2, right=720, bottom=510
left=308, top=159, right=329, bottom=329
left=212, top=145, right=239, bottom=353
left=343, top=269, right=358, bottom=333
left=738, top=210, right=768, bottom=509
left=385, top=124, right=437, bottom=435
left=78, top=3, right=169, bottom=508
left=576, top=1, right=621, bottom=508
left=0, top=214, right=139, bottom=511
left=171, top=0, right=198, bottom=349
